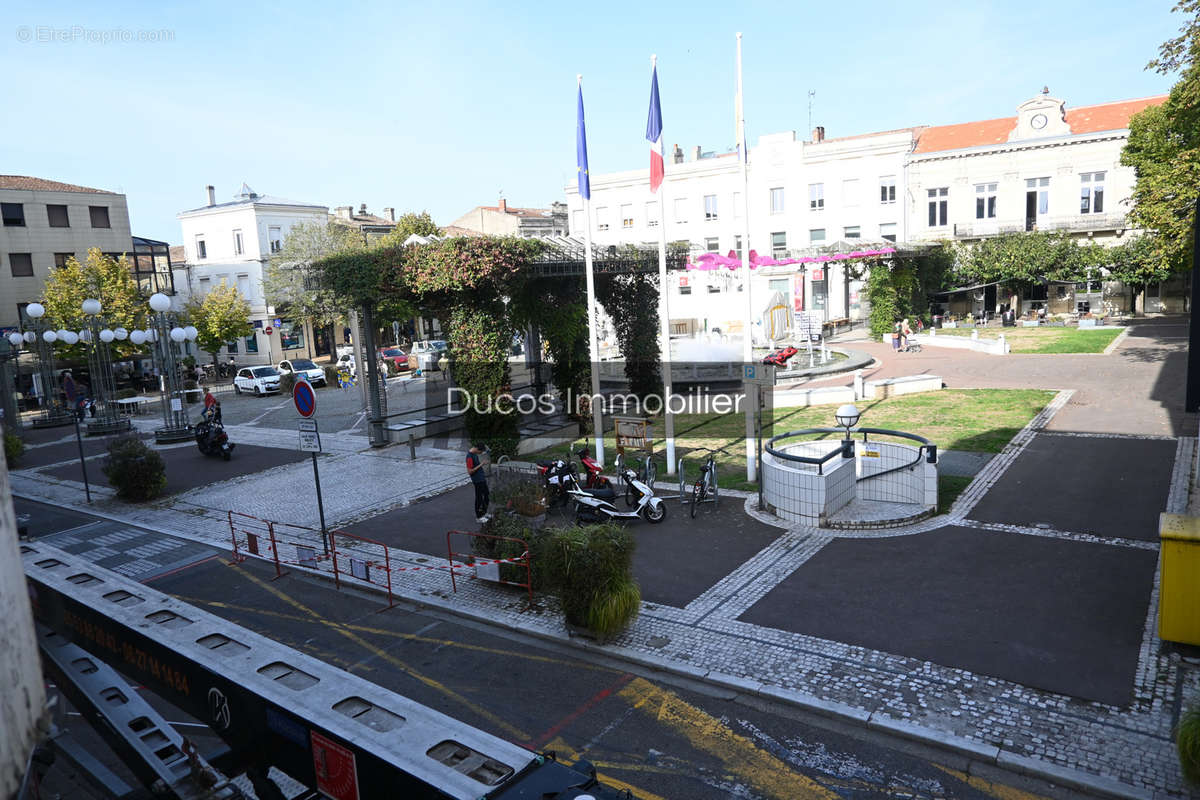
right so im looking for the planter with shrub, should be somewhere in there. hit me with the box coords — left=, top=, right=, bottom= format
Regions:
left=279, top=371, right=297, bottom=395
left=492, top=478, right=547, bottom=523
left=477, top=516, right=641, bottom=638
left=117, top=388, right=138, bottom=400
left=4, top=432, right=24, bottom=467
left=102, top=436, right=167, bottom=501
left=1180, top=704, right=1200, bottom=787
left=323, top=365, right=341, bottom=386
left=182, top=380, right=201, bottom=404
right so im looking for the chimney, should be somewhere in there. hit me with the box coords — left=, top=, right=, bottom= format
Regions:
left=690, top=145, right=702, bottom=162
left=812, top=126, right=825, bottom=143
left=498, top=197, right=508, bottom=212
left=382, top=207, right=395, bottom=222
left=672, top=144, right=684, bottom=164
left=336, top=205, right=353, bottom=220
left=359, top=203, right=368, bottom=216
left=206, top=185, right=216, bottom=206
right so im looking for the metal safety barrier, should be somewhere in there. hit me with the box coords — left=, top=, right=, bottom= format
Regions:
left=446, top=530, right=532, bottom=603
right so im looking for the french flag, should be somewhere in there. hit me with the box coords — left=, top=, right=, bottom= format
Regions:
left=646, top=60, right=664, bottom=193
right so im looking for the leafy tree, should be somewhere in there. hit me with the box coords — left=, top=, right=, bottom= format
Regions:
left=40, top=248, right=146, bottom=346
left=953, top=231, right=1085, bottom=289
left=376, top=211, right=442, bottom=248
left=264, top=221, right=365, bottom=327
left=1122, top=0, right=1200, bottom=275
left=185, top=282, right=252, bottom=365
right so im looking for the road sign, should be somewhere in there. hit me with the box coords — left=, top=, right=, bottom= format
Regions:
left=264, top=326, right=273, bottom=336
left=298, top=418, right=321, bottom=452
left=310, top=730, right=359, bottom=800
left=293, top=379, right=316, bottom=418
left=743, top=364, right=776, bottom=386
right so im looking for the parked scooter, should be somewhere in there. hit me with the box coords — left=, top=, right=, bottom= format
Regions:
left=195, top=406, right=235, bottom=461
left=574, top=446, right=611, bottom=490
left=537, top=458, right=578, bottom=508
left=567, top=466, right=667, bottom=524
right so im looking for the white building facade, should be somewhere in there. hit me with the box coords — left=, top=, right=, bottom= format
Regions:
left=176, top=184, right=328, bottom=365
left=567, top=92, right=1168, bottom=328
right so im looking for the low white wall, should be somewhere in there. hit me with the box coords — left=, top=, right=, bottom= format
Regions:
left=761, top=440, right=855, bottom=524
left=773, top=385, right=856, bottom=409
left=883, top=332, right=1009, bottom=355
left=863, top=375, right=942, bottom=400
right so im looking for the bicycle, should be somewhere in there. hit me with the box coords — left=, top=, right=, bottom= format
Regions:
left=689, top=449, right=720, bottom=518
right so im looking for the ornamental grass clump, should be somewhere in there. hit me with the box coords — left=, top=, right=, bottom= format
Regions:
left=1179, top=705, right=1200, bottom=786
left=539, top=523, right=640, bottom=636
left=102, top=436, right=167, bottom=502
left=4, top=432, right=24, bottom=467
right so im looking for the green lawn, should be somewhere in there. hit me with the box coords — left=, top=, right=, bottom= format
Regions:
left=933, top=326, right=1121, bottom=353
left=937, top=475, right=974, bottom=515
left=524, top=388, right=1054, bottom=493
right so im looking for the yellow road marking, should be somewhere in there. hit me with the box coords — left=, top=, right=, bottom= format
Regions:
left=183, top=596, right=601, bottom=670
left=230, top=566, right=529, bottom=741
left=933, top=764, right=1050, bottom=800
left=618, top=677, right=839, bottom=799
left=544, top=737, right=670, bottom=800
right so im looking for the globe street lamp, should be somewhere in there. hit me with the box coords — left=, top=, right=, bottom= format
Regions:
left=80, top=298, right=132, bottom=435
left=20, top=303, right=75, bottom=428
left=146, top=292, right=197, bottom=443
left=835, top=403, right=860, bottom=458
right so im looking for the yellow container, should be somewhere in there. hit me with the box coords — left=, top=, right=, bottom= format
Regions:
left=1159, top=513, right=1200, bottom=645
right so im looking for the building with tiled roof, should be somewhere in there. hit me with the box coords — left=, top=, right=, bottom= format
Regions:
left=0, top=176, right=141, bottom=328
left=448, top=198, right=567, bottom=238
left=330, top=203, right=398, bottom=241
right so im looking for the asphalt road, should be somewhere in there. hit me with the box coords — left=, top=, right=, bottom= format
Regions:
left=138, top=556, right=1070, bottom=800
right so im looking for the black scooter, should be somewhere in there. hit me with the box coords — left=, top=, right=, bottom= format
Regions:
left=195, top=406, right=234, bottom=460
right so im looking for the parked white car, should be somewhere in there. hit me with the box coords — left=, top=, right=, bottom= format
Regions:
left=234, top=366, right=282, bottom=396
left=278, top=358, right=327, bottom=386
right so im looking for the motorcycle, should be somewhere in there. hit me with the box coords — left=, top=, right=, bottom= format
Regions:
left=195, top=407, right=235, bottom=461
left=537, top=458, right=578, bottom=508
left=567, top=466, right=667, bottom=525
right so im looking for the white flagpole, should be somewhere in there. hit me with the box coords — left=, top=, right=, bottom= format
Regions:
left=653, top=55, right=676, bottom=476
left=737, top=32, right=756, bottom=482
left=579, top=75, right=605, bottom=467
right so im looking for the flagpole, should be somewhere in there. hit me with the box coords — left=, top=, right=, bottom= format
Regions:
left=737, top=32, right=756, bottom=482
left=578, top=74, right=605, bottom=467
left=651, top=55, right=676, bottom=475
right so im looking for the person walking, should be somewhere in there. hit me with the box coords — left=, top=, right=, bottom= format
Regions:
left=467, top=443, right=490, bottom=523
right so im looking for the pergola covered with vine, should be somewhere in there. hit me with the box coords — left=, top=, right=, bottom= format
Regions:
left=313, top=236, right=689, bottom=453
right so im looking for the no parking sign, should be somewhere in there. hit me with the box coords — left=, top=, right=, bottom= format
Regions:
left=293, top=378, right=316, bottom=418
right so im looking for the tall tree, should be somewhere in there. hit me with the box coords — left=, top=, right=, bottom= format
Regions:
left=953, top=231, right=1085, bottom=289
left=264, top=221, right=365, bottom=327
left=1122, top=0, right=1200, bottom=275
left=185, top=282, right=253, bottom=365
left=376, top=211, right=442, bottom=247
left=41, top=248, right=146, bottom=346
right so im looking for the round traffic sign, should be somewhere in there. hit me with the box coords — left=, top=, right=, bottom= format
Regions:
left=293, top=379, right=316, bottom=418
left=264, top=326, right=274, bottom=335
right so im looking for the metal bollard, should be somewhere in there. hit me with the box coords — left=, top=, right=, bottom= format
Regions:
left=408, top=433, right=416, bottom=460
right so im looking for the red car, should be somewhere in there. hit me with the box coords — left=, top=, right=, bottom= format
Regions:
left=762, top=346, right=798, bottom=366
left=378, top=347, right=411, bottom=371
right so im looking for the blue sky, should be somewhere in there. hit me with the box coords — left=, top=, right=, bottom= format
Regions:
left=4, top=0, right=1182, bottom=243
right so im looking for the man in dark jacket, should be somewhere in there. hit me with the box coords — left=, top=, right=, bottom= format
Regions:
left=467, top=443, right=489, bottom=523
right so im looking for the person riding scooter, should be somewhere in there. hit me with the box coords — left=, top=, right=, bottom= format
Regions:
left=195, top=400, right=234, bottom=460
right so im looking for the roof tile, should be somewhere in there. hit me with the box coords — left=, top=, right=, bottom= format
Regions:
left=0, top=175, right=112, bottom=194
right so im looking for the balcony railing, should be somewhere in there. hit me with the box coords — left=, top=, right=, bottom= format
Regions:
left=952, top=213, right=1126, bottom=238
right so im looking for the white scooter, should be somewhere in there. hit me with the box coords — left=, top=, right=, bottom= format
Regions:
left=567, top=466, right=668, bottom=524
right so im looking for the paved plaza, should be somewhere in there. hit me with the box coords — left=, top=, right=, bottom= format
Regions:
left=11, top=315, right=1200, bottom=798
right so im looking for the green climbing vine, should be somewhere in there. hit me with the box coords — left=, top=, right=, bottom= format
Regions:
left=595, top=272, right=662, bottom=401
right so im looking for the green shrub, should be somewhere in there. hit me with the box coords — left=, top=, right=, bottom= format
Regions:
left=4, top=432, right=24, bottom=467
left=1179, top=705, right=1200, bottom=786
left=323, top=365, right=340, bottom=386
left=117, top=388, right=138, bottom=399
left=181, top=355, right=196, bottom=369
left=102, top=436, right=166, bottom=502
left=279, top=371, right=297, bottom=394
left=539, top=523, right=638, bottom=632
left=584, top=578, right=641, bottom=636
left=492, top=479, right=547, bottom=517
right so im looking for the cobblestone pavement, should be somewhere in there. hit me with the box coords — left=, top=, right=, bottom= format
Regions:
left=12, top=317, right=1199, bottom=799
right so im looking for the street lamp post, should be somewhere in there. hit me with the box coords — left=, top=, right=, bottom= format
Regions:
left=142, top=292, right=196, bottom=443
left=835, top=403, right=861, bottom=459
left=80, top=298, right=132, bottom=435
left=19, top=303, right=74, bottom=428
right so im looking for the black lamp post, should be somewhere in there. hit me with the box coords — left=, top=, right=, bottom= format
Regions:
left=835, top=403, right=860, bottom=458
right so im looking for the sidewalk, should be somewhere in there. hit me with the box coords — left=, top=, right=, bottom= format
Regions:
left=12, top=318, right=1199, bottom=799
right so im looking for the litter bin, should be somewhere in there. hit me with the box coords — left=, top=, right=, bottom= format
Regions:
left=933, top=315, right=943, bottom=329
left=1159, top=513, right=1200, bottom=645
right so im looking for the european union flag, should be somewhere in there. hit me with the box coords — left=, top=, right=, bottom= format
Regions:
left=576, top=82, right=590, bottom=201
